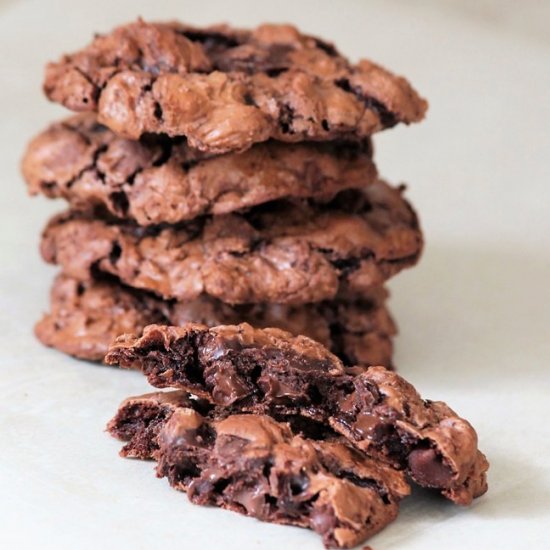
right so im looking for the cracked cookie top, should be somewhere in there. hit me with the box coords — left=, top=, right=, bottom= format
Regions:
left=44, top=20, right=427, bottom=154
left=40, top=180, right=423, bottom=305
left=22, top=113, right=376, bottom=226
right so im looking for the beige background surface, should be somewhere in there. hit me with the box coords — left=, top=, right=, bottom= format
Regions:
left=0, top=1, right=549, bottom=548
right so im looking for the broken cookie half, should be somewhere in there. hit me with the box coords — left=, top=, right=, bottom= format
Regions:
left=108, top=391, right=410, bottom=549
left=106, top=322, right=488, bottom=506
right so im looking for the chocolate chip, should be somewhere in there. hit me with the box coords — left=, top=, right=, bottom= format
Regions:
left=289, top=474, right=309, bottom=495
left=279, top=104, right=295, bottom=134
left=109, top=191, right=130, bottom=215
left=153, top=102, right=163, bottom=120
left=408, top=448, right=454, bottom=488
left=109, top=241, right=122, bottom=264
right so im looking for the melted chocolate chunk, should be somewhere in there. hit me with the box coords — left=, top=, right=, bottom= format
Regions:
left=408, top=448, right=454, bottom=488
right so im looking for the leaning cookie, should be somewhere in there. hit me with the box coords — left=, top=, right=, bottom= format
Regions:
left=40, top=180, right=422, bottom=305
left=107, top=391, right=410, bottom=549
left=22, top=114, right=377, bottom=226
left=44, top=20, right=427, bottom=153
left=105, top=323, right=489, bottom=505
left=35, top=274, right=396, bottom=368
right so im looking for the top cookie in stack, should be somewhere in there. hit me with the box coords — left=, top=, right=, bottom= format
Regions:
left=42, top=20, right=426, bottom=152
left=23, top=19, right=427, bottom=367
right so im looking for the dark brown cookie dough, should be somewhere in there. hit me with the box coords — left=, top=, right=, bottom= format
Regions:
left=108, top=391, right=410, bottom=548
left=22, top=114, right=377, bottom=226
left=105, top=323, right=489, bottom=505
left=44, top=20, right=427, bottom=153
left=40, top=180, right=423, bottom=305
left=35, top=274, right=396, bottom=368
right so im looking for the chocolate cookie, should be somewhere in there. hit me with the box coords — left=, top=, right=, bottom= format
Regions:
left=44, top=20, right=427, bottom=153
left=40, top=180, right=422, bottom=305
left=108, top=391, right=410, bottom=548
left=35, top=274, right=396, bottom=367
left=105, top=323, right=489, bottom=505
left=22, top=114, right=377, bottom=226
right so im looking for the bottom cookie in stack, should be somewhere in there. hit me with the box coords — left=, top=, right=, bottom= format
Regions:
left=35, top=274, right=397, bottom=368
left=108, top=391, right=411, bottom=549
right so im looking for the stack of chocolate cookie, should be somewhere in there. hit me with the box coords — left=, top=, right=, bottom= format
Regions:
left=22, top=20, right=489, bottom=549
left=22, top=20, right=426, bottom=369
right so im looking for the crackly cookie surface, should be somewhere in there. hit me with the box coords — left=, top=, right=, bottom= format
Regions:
left=108, top=391, right=409, bottom=548
left=44, top=20, right=427, bottom=153
left=36, top=274, right=396, bottom=367
left=22, top=114, right=377, bottom=226
left=106, top=323, right=488, bottom=505
left=40, top=180, right=422, bottom=305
